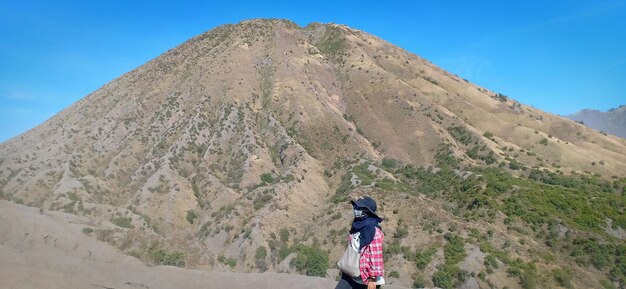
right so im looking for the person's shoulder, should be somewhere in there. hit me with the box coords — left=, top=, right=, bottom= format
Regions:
left=375, top=226, right=384, bottom=238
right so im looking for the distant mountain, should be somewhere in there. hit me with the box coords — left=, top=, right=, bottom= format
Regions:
left=566, top=105, right=626, bottom=138
left=1, top=19, right=625, bottom=289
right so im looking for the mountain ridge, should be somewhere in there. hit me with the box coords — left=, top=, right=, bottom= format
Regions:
left=566, top=105, right=626, bottom=139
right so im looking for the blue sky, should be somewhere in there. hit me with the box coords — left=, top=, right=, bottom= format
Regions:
left=1, top=0, right=625, bottom=142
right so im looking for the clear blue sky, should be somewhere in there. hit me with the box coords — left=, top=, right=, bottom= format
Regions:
left=1, top=0, right=625, bottom=142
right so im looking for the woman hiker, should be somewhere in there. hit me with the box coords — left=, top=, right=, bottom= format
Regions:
left=335, top=196, right=385, bottom=289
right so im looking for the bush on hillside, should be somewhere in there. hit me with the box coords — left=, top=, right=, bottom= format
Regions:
left=110, top=216, right=133, bottom=228
left=293, top=244, right=329, bottom=277
left=186, top=210, right=198, bottom=224
left=260, top=173, right=274, bottom=184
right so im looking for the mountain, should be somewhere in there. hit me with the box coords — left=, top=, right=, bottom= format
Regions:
left=566, top=105, right=626, bottom=139
left=0, top=19, right=625, bottom=289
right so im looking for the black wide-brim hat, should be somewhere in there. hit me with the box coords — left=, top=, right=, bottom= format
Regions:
left=351, top=196, right=382, bottom=219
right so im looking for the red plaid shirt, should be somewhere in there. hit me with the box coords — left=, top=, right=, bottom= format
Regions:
left=350, top=227, right=385, bottom=283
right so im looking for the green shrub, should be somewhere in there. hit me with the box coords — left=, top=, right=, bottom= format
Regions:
left=255, top=246, right=268, bottom=271
left=448, top=125, right=474, bottom=146
left=278, top=244, right=292, bottom=261
left=161, top=251, right=185, bottom=267
left=571, top=238, right=615, bottom=270
left=521, top=271, right=537, bottom=289
left=186, top=210, right=198, bottom=224
left=382, top=157, right=400, bottom=169
left=279, top=228, right=290, bottom=242
left=415, top=246, right=437, bottom=269
left=316, top=26, right=345, bottom=56
left=353, top=163, right=375, bottom=185
left=478, top=271, right=486, bottom=280
left=375, top=177, right=406, bottom=192
left=435, top=144, right=459, bottom=168
left=393, top=225, right=408, bottom=239
left=508, top=160, right=521, bottom=170
left=484, top=254, right=499, bottom=269
left=552, top=268, right=573, bottom=288
left=255, top=246, right=267, bottom=260
left=110, top=216, right=133, bottom=228
left=413, top=274, right=426, bottom=288
left=253, top=190, right=273, bottom=210
left=293, top=244, right=329, bottom=277
left=260, top=173, right=274, bottom=184
left=444, top=234, right=466, bottom=265
left=218, top=255, right=237, bottom=268
left=467, top=146, right=480, bottom=159
left=600, top=279, right=617, bottom=289
left=332, top=172, right=353, bottom=203
left=148, top=242, right=185, bottom=267
left=480, top=151, right=498, bottom=165
left=432, top=266, right=457, bottom=289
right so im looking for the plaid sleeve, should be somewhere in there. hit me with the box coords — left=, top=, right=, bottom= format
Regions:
left=359, top=227, right=385, bottom=283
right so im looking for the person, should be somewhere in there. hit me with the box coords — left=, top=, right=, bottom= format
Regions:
left=335, top=196, right=385, bottom=289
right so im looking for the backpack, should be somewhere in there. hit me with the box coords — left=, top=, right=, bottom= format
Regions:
left=337, top=232, right=361, bottom=277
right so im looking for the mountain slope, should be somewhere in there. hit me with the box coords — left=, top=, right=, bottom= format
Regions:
left=0, top=19, right=625, bottom=289
left=1, top=200, right=410, bottom=289
left=566, top=105, right=626, bottom=139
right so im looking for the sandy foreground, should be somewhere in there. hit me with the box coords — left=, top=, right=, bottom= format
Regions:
left=0, top=200, right=410, bottom=289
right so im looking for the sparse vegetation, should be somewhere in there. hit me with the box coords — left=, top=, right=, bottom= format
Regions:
left=353, top=163, right=375, bottom=185
left=430, top=234, right=467, bottom=289
left=415, top=246, right=438, bottom=269
left=218, top=255, right=237, bottom=268
left=255, top=246, right=267, bottom=271
left=253, top=189, right=273, bottom=210
left=315, top=26, right=345, bottom=57
left=552, top=268, right=573, bottom=288
left=332, top=171, right=353, bottom=204
left=279, top=228, right=290, bottom=242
